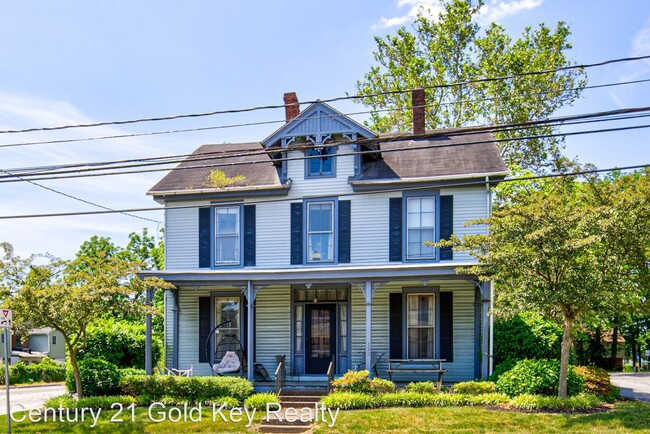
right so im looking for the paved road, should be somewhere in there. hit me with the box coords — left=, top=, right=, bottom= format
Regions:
left=610, top=372, right=650, bottom=402
left=0, top=384, right=66, bottom=415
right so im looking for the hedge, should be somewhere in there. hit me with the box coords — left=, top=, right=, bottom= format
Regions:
left=119, top=375, right=254, bottom=404
left=496, top=359, right=583, bottom=397
left=66, top=358, right=122, bottom=396
left=494, top=312, right=562, bottom=365
left=0, top=358, right=65, bottom=385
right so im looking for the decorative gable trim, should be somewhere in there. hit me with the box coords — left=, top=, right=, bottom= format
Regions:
left=261, top=101, right=376, bottom=148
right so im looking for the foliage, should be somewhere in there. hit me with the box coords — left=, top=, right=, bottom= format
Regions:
left=45, top=394, right=136, bottom=410
left=322, top=391, right=510, bottom=410
left=356, top=0, right=585, bottom=172
left=208, top=170, right=246, bottom=189
left=452, top=381, right=497, bottom=395
left=573, top=366, right=619, bottom=402
left=8, top=250, right=173, bottom=398
left=118, top=368, right=146, bottom=378
left=508, top=393, right=602, bottom=411
left=0, top=242, right=33, bottom=302
left=331, top=370, right=396, bottom=395
left=77, top=319, right=162, bottom=369
left=321, top=392, right=380, bottom=410
left=0, top=358, right=65, bottom=385
left=494, top=312, right=562, bottom=365
left=244, top=393, right=280, bottom=410
left=405, top=381, right=441, bottom=394
left=489, top=359, right=518, bottom=382
left=65, top=357, right=122, bottom=397
left=496, top=359, right=583, bottom=397
left=447, top=172, right=650, bottom=397
left=119, top=374, right=254, bottom=404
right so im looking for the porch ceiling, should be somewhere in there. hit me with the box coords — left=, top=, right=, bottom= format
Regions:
left=139, top=262, right=478, bottom=286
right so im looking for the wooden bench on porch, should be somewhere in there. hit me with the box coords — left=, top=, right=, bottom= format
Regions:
left=386, top=359, right=446, bottom=383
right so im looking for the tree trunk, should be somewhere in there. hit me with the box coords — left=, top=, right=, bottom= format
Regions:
left=630, top=332, right=637, bottom=370
left=610, top=318, right=619, bottom=371
left=69, top=349, right=83, bottom=398
left=559, top=316, right=573, bottom=398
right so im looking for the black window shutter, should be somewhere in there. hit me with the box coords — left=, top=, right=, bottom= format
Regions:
left=198, top=297, right=211, bottom=363
left=389, top=198, right=403, bottom=262
left=440, top=292, right=453, bottom=362
left=243, top=205, right=256, bottom=266
left=290, top=202, right=303, bottom=265
left=198, top=208, right=211, bottom=268
left=338, top=200, right=351, bottom=263
left=439, top=195, right=453, bottom=260
left=389, top=293, right=403, bottom=359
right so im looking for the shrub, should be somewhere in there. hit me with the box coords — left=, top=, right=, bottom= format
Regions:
left=118, top=368, right=146, bottom=378
left=509, top=393, right=602, bottom=411
left=244, top=393, right=280, bottom=410
left=0, top=359, right=66, bottom=385
left=496, top=359, right=584, bottom=397
left=65, top=358, right=121, bottom=396
left=465, top=393, right=509, bottom=406
left=573, top=366, right=618, bottom=401
left=489, top=359, right=518, bottom=382
left=208, top=396, right=241, bottom=409
left=77, top=319, right=162, bottom=369
left=331, top=370, right=395, bottom=395
left=453, top=381, right=496, bottom=395
left=405, top=381, right=440, bottom=394
left=494, top=312, right=562, bottom=365
left=120, top=375, right=254, bottom=404
left=321, top=392, right=379, bottom=410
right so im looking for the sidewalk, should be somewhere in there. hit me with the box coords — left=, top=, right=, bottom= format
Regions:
left=0, top=383, right=66, bottom=415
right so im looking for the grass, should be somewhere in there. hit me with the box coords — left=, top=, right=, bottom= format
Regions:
left=1, top=401, right=648, bottom=433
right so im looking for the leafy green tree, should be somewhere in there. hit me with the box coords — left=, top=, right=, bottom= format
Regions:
left=8, top=253, right=173, bottom=398
left=356, top=0, right=585, bottom=172
left=444, top=172, right=649, bottom=397
left=0, top=242, right=33, bottom=301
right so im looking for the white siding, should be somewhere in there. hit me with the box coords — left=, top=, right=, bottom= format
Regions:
left=254, top=286, right=291, bottom=377
left=165, top=207, right=199, bottom=270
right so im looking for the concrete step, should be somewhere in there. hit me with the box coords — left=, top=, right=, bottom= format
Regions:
left=262, top=416, right=312, bottom=426
left=277, top=401, right=320, bottom=408
left=279, top=389, right=328, bottom=396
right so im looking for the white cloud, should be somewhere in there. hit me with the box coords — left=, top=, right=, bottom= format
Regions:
left=373, top=0, right=544, bottom=29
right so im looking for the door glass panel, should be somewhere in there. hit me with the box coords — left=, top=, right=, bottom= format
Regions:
left=310, top=308, right=331, bottom=359
left=214, top=297, right=240, bottom=359
left=295, top=305, right=303, bottom=353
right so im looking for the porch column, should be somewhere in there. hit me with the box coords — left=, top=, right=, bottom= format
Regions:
left=480, top=282, right=491, bottom=379
left=362, top=281, right=376, bottom=373
left=245, top=281, right=256, bottom=382
left=145, top=288, right=154, bottom=375
left=171, top=289, right=180, bottom=370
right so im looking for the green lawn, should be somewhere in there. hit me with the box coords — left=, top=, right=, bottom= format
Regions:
left=1, top=401, right=648, bottom=433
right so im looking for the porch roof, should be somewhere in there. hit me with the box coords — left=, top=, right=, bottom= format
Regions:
left=140, top=262, right=477, bottom=286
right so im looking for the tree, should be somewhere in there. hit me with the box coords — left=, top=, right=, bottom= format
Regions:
left=8, top=253, right=173, bottom=397
left=0, top=242, right=32, bottom=301
left=356, top=0, right=585, bottom=173
left=444, top=172, right=649, bottom=397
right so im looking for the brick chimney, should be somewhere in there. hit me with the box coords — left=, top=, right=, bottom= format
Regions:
left=412, top=88, right=425, bottom=135
left=283, top=92, right=300, bottom=122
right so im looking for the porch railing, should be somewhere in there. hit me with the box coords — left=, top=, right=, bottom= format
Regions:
left=326, top=359, right=336, bottom=393
left=275, top=361, right=285, bottom=394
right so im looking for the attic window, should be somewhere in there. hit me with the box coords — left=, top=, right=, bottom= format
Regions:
left=306, top=146, right=336, bottom=178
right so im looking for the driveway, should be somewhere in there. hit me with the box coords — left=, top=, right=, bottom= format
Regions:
left=0, top=384, right=66, bottom=415
left=610, top=372, right=650, bottom=402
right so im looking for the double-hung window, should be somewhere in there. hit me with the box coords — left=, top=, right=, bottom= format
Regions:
left=306, top=146, right=335, bottom=177
left=406, top=197, right=435, bottom=260
left=214, top=206, right=240, bottom=265
left=407, top=293, right=435, bottom=358
left=307, top=201, right=334, bottom=263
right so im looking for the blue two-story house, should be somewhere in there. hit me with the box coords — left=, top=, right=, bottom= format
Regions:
left=142, top=91, right=508, bottom=385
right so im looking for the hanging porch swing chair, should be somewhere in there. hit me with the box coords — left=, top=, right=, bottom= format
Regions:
left=205, top=321, right=247, bottom=376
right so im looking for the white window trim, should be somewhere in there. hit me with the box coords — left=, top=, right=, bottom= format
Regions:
left=306, top=201, right=335, bottom=263
left=214, top=206, right=241, bottom=266
left=406, top=196, right=436, bottom=260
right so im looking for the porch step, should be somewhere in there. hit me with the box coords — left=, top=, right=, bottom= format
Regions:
left=258, top=390, right=326, bottom=433
left=279, top=389, right=327, bottom=397
left=258, top=425, right=311, bottom=433
left=279, top=395, right=324, bottom=403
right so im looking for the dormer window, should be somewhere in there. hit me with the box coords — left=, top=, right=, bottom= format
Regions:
left=306, top=146, right=336, bottom=178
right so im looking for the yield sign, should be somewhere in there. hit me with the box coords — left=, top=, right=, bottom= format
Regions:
left=0, top=309, right=11, bottom=328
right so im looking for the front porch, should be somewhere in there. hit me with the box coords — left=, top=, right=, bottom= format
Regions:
left=141, top=264, right=494, bottom=387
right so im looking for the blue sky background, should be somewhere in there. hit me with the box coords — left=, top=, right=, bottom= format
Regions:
left=1, top=0, right=649, bottom=259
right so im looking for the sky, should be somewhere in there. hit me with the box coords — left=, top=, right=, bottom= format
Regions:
left=0, top=0, right=649, bottom=259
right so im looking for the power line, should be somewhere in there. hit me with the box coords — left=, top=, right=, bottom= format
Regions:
left=0, top=54, right=648, bottom=135
left=1, top=106, right=649, bottom=182
left=0, top=164, right=646, bottom=220
left=2, top=76, right=649, bottom=149
left=0, top=169, right=162, bottom=224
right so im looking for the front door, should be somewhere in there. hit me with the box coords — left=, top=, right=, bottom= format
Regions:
left=305, top=304, right=336, bottom=374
